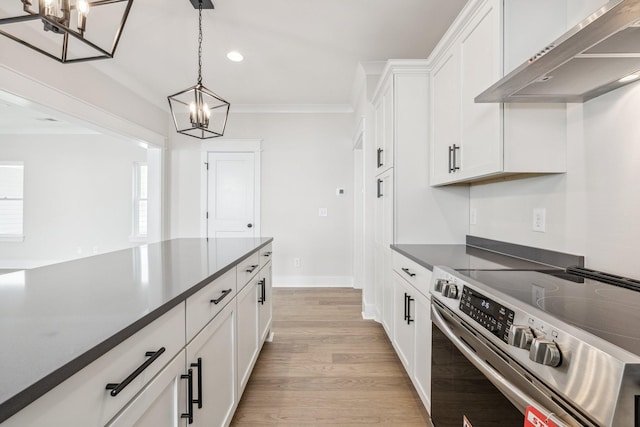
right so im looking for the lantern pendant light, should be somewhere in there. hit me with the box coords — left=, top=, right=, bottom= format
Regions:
left=0, top=0, right=133, bottom=63
left=167, top=0, right=230, bottom=140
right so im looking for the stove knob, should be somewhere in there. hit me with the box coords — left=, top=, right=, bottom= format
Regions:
left=434, top=279, right=448, bottom=293
left=529, top=338, right=562, bottom=367
left=508, top=325, right=534, bottom=349
left=442, top=283, right=459, bottom=299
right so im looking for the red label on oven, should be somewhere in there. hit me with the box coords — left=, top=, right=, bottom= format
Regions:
left=524, top=406, right=559, bottom=427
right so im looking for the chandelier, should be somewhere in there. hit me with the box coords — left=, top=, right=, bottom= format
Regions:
left=0, top=0, right=133, bottom=63
left=167, top=0, right=230, bottom=140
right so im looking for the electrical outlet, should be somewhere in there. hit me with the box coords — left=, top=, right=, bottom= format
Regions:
left=470, top=208, right=477, bottom=225
left=318, top=208, right=328, bottom=217
left=294, top=257, right=301, bottom=268
left=533, top=208, right=546, bottom=232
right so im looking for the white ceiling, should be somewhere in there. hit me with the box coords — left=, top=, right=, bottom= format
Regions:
left=90, top=0, right=468, bottom=110
left=0, top=0, right=467, bottom=131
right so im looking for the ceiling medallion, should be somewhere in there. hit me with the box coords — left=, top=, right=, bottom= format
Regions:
left=167, top=0, right=230, bottom=140
left=0, top=0, right=134, bottom=63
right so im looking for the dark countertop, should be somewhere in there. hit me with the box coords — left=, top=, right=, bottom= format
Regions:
left=391, top=238, right=582, bottom=272
left=0, top=237, right=272, bottom=423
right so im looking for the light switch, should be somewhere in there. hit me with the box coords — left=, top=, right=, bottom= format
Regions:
left=319, top=208, right=328, bottom=217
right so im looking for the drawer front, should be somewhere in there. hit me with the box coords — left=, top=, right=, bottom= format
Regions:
left=3, top=304, right=185, bottom=427
left=258, top=243, right=273, bottom=269
left=392, top=251, right=432, bottom=296
left=186, top=267, right=237, bottom=343
left=236, top=251, right=260, bottom=291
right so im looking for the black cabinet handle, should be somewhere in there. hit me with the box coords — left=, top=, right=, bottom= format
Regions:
left=377, top=147, right=383, bottom=168
left=190, top=358, right=202, bottom=409
left=106, top=347, right=166, bottom=397
left=452, top=144, right=460, bottom=172
left=181, top=368, right=194, bottom=424
left=211, top=288, right=232, bottom=305
left=448, top=145, right=452, bottom=173
left=401, top=267, right=416, bottom=277
left=403, top=292, right=408, bottom=322
left=258, top=278, right=266, bottom=304
left=377, top=178, right=383, bottom=198
left=245, top=264, right=259, bottom=273
left=262, top=251, right=272, bottom=257
left=406, top=294, right=415, bottom=325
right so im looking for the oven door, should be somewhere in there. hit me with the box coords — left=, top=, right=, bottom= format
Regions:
left=430, top=300, right=584, bottom=427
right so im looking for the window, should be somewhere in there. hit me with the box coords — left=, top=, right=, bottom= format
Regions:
left=133, top=162, right=148, bottom=239
left=0, top=162, right=24, bottom=241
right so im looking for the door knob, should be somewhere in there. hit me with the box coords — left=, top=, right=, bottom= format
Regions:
left=247, top=223, right=253, bottom=228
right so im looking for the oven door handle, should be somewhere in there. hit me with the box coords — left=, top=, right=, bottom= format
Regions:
left=431, top=304, right=572, bottom=427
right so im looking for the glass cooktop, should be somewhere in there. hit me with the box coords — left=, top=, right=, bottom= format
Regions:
left=456, top=268, right=640, bottom=357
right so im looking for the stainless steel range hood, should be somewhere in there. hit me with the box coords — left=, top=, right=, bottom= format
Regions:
left=476, top=0, right=640, bottom=103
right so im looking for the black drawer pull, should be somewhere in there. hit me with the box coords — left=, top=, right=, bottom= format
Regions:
left=245, top=264, right=259, bottom=273
left=181, top=368, right=194, bottom=424
left=106, top=347, right=166, bottom=396
left=401, top=267, right=416, bottom=277
left=262, top=251, right=272, bottom=257
left=211, top=288, right=233, bottom=305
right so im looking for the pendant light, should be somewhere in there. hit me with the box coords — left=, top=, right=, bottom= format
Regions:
left=167, top=0, right=230, bottom=140
left=0, top=0, right=133, bottom=63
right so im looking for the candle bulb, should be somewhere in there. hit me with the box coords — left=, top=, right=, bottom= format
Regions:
left=77, top=0, right=89, bottom=33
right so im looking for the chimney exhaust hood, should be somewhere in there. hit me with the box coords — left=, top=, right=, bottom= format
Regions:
left=476, top=0, right=640, bottom=103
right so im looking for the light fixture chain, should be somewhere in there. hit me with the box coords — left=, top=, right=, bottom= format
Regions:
left=197, top=0, right=203, bottom=85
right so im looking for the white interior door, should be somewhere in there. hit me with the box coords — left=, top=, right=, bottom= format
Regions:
left=207, top=152, right=258, bottom=238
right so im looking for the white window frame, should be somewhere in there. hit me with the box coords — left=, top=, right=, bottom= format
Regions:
left=131, top=162, right=148, bottom=241
left=0, top=161, right=25, bottom=242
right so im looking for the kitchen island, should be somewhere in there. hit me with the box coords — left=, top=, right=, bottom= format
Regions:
left=0, top=237, right=273, bottom=426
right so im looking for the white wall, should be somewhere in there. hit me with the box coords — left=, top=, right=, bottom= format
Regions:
left=169, top=112, right=355, bottom=286
left=470, top=83, right=640, bottom=278
left=0, top=134, right=147, bottom=268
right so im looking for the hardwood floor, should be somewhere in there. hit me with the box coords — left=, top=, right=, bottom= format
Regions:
left=231, top=288, right=432, bottom=426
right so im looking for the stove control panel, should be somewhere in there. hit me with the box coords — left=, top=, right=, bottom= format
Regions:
left=460, top=286, right=515, bottom=343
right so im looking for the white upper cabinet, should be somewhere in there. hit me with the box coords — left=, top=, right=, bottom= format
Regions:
left=374, top=77, right=395, bottom=174
left=430, top=0, right=567, bottom=186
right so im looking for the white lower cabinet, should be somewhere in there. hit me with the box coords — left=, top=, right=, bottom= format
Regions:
left=392, top=273, right=415, bottom=375
left=107, top=350, right=187, bottom=427
left=236, top=275, right=261, bottom=396
left=390, top=253, right=432, bottom=413
left=186, top=300, right=237, bottom=427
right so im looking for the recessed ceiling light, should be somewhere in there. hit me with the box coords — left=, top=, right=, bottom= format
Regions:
left=619, top=73, right=640, bottom=83
left=227, top=51, right=243, bottom=62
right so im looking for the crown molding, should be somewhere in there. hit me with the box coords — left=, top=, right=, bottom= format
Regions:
left=229, top=104, right=354, bottom=114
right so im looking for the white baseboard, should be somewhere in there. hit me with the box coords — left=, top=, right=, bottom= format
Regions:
left=362, top=301, right=378, bottom=320
left=273, top=275, right=354, bottom=288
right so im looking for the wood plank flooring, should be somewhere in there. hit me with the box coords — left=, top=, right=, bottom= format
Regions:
left=230, top=288, right=432, bottom=426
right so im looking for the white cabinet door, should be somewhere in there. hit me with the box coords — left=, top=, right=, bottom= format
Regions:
left=186, top=300, right=237, bottom=427
left=381, top=78, right=394, bottom=172
left=106, top=350, right=187, bottom=427
left=392, top=273, right=415, bottom=376
left=431, top=48, right=461, bottom=186
left=374, top=168, right=393, bottom=326
left=412, top=291, right=431, bottom=413
left=236, top=275, right=260, bottom=395
left=258, top=262, right=272, bottom=344
left=374, top=77, right=394, bottom=174
left=459, top=0, right=502, bottom=180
